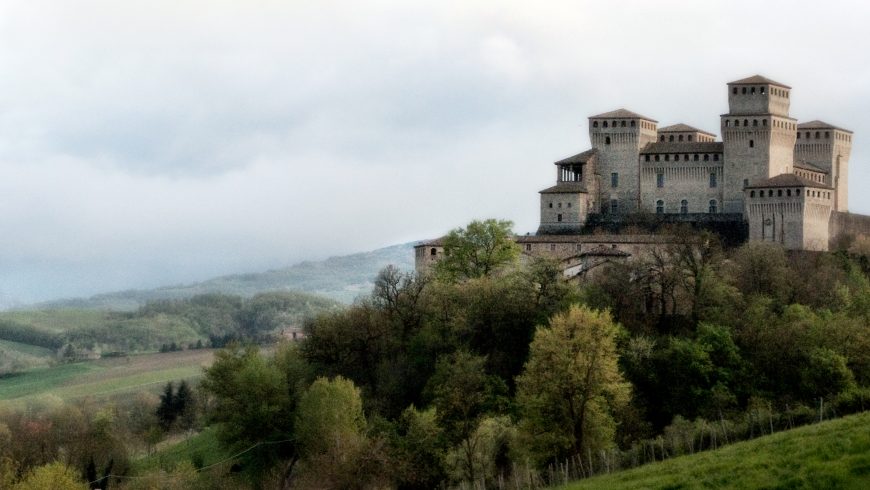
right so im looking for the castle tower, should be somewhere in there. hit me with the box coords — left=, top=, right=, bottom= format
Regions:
left=537, top=149, right=599, bottom=234
left=794, top=121, right=853, bottom=212
left=721, top=75, right=797, bottom=213
left=588, top=109, right=658, bottom=214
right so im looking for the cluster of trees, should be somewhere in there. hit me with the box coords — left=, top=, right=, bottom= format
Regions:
left=189, top=219, right=870, bottom=488
left=2, top=218, right=869, bottom=489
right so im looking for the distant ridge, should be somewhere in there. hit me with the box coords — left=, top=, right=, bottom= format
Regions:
left=29, top=243, right=415, bottom=311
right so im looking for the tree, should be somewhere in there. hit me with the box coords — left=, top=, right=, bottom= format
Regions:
left=156, top=382, right=175, bottom=431
left=516, top=305, right=630, bottom=465
left=428, top=351, right=506, bottom=483
left=435, top=219, right=520, bottom=281
left=12, top=462, right=89, bottom=490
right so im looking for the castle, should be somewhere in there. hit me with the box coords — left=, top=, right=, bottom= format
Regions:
left=416, top=76, right=870, bottom=275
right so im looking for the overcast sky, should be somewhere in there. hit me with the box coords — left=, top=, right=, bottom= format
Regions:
left=1, top=0, right=869, bottom=304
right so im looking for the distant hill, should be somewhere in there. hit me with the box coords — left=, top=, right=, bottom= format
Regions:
left=31, top=242, right=415, bottom=311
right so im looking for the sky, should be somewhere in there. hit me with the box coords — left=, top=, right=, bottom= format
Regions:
left=1, top=0, right=870, bottom=304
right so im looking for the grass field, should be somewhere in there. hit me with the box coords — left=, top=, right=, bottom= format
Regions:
left=133, top=427, right=231, bottom=474
left=564, top=411, right=870, bottom=489
left=0, top=349, right=215, bottom=404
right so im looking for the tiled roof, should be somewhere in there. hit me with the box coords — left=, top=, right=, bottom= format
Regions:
left=555, top=149, right=597, bottom=165
left=746, top=173, right=833, bottom=190
left=728, top=75, right=791, bottom=89
left=658, top=123, right=716, bottom=136
left=640, top=142, right=724, bottom=154
left=589, top=108, right=657, bottom=122
left=797, top=120, right=852, bottom=133
left=793, top=160, right=827, bottom=173
left=539, top=183, right=588, bottom=194
left=579, top=245, right=631, bottom=257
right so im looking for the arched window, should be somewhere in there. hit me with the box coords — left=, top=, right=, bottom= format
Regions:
left=557, top=214, right=562, bottom=222
left=660, top=135, right=665, bottom=142
left=593, top=121, right=599, bottom=128
left=430, top=248, right=437, bottom=256
left=714, top=154, right=719, bottom=161
left=669, top=135, right=675, bottom=142
left=709, top=200, right=717, bottom=213
left=664, top=154, right=670, bottom=162
left=688, top=135, right=693, bottom=141
left=680, top=199, right=688, bottom=214
left=657, top=172, right=664, bottom=188
left=605, top=136, right=611, bottom=145
left=743, top=119, right=749, bottom=126
left=750, top=191, right=755, bottom=198
left=704, top=154, right=709, bottom=162
left=742, top=87, right=747, bottom=94
left=603, top=121, right=608, bottom=128
left=797, top=132, right=801, bottom=139
left=753, top=120, right=758, bottom=127
left=548, top=202, right=553, bottom=208
left=725, top=120, right=730, bottom=127
left=796, top=189, right=801, bottom=196
left=751, top=87, right=756, bottom=94
left=655, top=155, right=660, bottom=162
left=778, top=189, right=783, bottom=197
left=621, top=120, right=626, bottom=127
left=815, top=131, right=820, bottom=139
left=749, top=140, right=755, bottom=148
left=645, top=155, right=651, bottom=162
left=709, top=172, right=717, bottom=188
left=694, top=154, right=699, bottom=161
left=768, top=190, right=773, bottom=197
left=631, top=120, right=636, bottom=127
left=805, top=132, right=810, bottom=139
left=762, top=119, right=767, bottom=126
left=787, top=189, right=792, bottom=196
left=760, top=86, right=766, bottom=94
left=656, top=200, right=664, bottom=214
left=732, top=87, right=738, bottom=95
left=679, top=135, right=684, bottom=142
left=825, top=131, right=830, bottom=138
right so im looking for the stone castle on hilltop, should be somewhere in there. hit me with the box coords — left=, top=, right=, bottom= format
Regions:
left=416, top=75, right=870, bottom=276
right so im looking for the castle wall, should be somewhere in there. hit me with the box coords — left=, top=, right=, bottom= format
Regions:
left=539, top=191, right=588, bottom=234
left=640, top=162, right=723, bottom=214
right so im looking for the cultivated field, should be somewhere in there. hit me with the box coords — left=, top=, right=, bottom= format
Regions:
left=0, top=349, right=215, bottom=404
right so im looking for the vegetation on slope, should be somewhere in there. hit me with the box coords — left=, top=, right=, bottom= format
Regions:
left=564, top=411, right=870, bottom=489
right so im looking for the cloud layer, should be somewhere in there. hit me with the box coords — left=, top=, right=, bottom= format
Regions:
left=1, top=0, right=869, bottom=303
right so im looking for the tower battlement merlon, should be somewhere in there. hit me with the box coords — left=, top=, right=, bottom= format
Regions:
left=727, top=75, right=791, bottom=117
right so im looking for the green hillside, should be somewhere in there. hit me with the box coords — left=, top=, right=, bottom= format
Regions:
left=565, top=411, right=870, bottom=489
left=31, top=242, right=415, bottom=310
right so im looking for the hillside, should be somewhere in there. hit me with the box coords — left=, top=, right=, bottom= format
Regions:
left=565, top=411, right=870, bottom=489
left=30, top=242, right=415, bottom=310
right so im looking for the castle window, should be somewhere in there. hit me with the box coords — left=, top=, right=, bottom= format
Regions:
left=732, top=87, right=738, bottom=95
left=709, top=172, right=717, bottom=188
left=548, top=202, right=553, bottom=208
left=610, top=199, right=618, bottom=214
left=665, top=154, right=670, bottom=162
left=787, top=189, right=792, bottom=196
left=557, top=214, right=562, bottom=222
left=656, top=200, right=664, bottom=214
left=796, top=189, right=801, bottom=196
left=631, top=120, right=636, bottom=127
left=680, top=199, right=688, bottom=214
left=657, top=173, right=664, bottom=188
left=709, top=200, right=718, bottom=213
left=751, top=87, right=756, bottom=94
left=742, top=87, right=747, bottom=94
left=805, top=132, right=810, bottom=139
left=605, top=136, right=611, bottom=145
left=825, top=131, right=830, bottom=138
left=669, top=135, right=674, bottom=142
left=526, top=244, right=531, bottom=251
left=778, top=189, right=783, bottom=197
left=761, top=86, right=766, bottom=94
left=611, top=172, right=619, bottom=188
left=749, top=140, right=754, bottom=148
left=694, top=154, right=699, bottom=161
left=660, top=135, right=665, bottom=142
left=593, top=121, right=599, bottom=128
left=725, top=120, right=730, bottom=127
left=567, top=202, right=572, bottom=208
left=430, top=248, right=437, bottom=256
left=679, top=135, right=684, bottom=142
left=645, top=155, right=650, bottom=162
left=621, top=120, right=626, bottom=127
left=768, top=189, right=773, bottom=197
left=753, top=120, right=758, bottom=127
left=704, top=154, right=709, bottom=162
left=714, top=154, right=719, bottom=161
left=558, top=202, right=562, bottom=208
left=815, top=131, right=820, bottom=139
left=762, top=119, right=767, bottom=126
left=743, top=119, right=749, bottom=126
left=734, top=119, right=739, bottom=126
left=750, top=191, right=755, bottom=198
left=688, top=135, right=693, bottom=142
left=797, top=132, right=800, bottom=139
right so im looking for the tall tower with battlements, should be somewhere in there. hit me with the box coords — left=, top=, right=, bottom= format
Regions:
left=794, top=121, right=853, bottom=211
left=721, top=75, right=797, bottom=213
left=588, top=109, right=658, bottom=214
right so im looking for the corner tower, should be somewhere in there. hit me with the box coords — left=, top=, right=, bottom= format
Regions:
left=795, top=121, right=853, bottom=212
left=588, top=109, right=657, bottom=214
left=720, top=75, right=797, bottom=213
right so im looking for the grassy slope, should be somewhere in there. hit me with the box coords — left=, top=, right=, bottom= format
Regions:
left=133, top=427, right=230, bottom=474
left=0, top=349, right=214, bottom=403
left=565, top=411, right=870, bottom=489
left=32, top=242, right=415, bottom=309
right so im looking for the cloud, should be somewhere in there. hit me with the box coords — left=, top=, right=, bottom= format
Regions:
left=1, top=0, right=869, bottom=302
